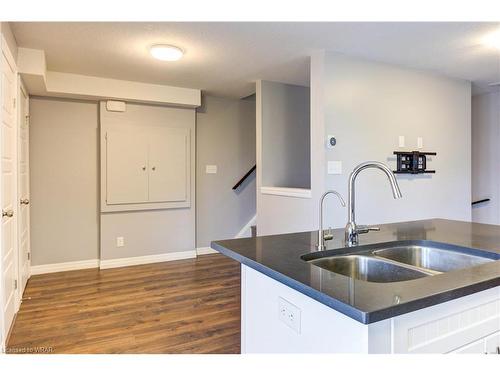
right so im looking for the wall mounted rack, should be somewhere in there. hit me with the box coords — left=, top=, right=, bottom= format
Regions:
left=393, top=151, right=436, bottom=174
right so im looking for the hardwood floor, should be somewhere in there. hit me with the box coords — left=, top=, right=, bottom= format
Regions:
left=7, top=254, right=241, bottom=354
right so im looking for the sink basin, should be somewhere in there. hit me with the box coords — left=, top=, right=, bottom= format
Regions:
left=302, top=240, right=498, bottom=283
left=307, top=255, right=432, bottom=283
left=373, top=245, right=495, bottom=272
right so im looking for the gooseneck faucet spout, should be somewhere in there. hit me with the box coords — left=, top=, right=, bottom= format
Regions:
left=317, top=190, right=346, bottom=250
left=345, top=161, right=402, bottom=247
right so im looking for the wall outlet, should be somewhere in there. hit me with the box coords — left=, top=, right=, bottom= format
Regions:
left=278, top=297, right=301, bottom=333
left=206, top=165, right=217, bottom=174
left=116, top=237, right=124, bottom=247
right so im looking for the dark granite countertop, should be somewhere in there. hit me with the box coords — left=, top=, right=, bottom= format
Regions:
left=211, top=219, right=500, bottom=324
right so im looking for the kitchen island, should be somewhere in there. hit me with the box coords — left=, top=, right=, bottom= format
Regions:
left=211, top=219, right=500, bottom=353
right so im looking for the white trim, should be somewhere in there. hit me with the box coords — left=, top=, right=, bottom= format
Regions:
left=1, top=34, right=17, bottom=72
left=99, top=250, right=196, bottom=270
left=17, top=48, right=200, bottom=108
left=31, top=259, right=99, bottom=275
left=235, top=214, right=257, bottom=238
left=196, top=247, right=219, bottom=255
left=260, top=186, right=312, bottom=199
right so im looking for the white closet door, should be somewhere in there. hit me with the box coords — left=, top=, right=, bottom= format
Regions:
left=1, top=47, right=17, bottom=341
left=148, top=128, right=189, bottom=203
left=106, top=131, right=149, bottom=204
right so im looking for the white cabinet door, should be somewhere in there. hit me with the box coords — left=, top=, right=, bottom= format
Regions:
left=148, top=128, right=189, bottom=203
left=106, top=131, right=149, bottom=204
left=485, top=331, right=500, bottom=354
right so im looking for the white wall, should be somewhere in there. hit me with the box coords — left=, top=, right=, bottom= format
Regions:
left=258, top=51, right=473, bottom=238
left=472, top=91, right=500, bottom=225
left=29, top=95, right=256, bottom=265
left=196, top=95, right=256, bottom=247
left=256, top=80, right=317, bottom=236
left=100, top=102, right=196, bottom=260
left=322, top=52, right=472, bottom=228
left=30, top=97, right=99, bottom=265
left=261, top=81, right=311, bottom=189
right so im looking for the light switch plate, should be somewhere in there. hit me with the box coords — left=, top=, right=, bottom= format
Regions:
left=328, top=161, right=342, bottom=175
left=398, top=135, right=405, bottom=148
left=206, top=165, right=217, bottom=174
left=417, top=137, right=423, bottom=149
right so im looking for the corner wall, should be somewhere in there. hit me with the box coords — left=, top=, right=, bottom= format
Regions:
left=196, top=95, right=256, bottom=247
left=30, top=97, right=99, bottom=265
left=256, top=80, right=316, bottom=236
left=471, top=91, right=500, bottom=225
left=261, top=81, right=310, bottom=189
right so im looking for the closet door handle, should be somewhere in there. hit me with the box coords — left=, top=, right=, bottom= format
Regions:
left=20, top=198, right=30, bottom=205
left=152, top=166, right=156, bottom=171
left=2, top=209, right=14, bottom=218
left=142, top=166, right=146, bottom=171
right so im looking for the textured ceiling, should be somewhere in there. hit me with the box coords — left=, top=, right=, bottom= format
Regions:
left=11, top=22, right=500, bottom=97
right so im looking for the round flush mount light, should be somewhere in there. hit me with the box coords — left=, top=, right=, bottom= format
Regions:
left=481, top=29, right=500, bottom=50
left=150, top=44, right=184, bottom=61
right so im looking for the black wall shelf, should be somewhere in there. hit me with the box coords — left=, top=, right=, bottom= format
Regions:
left=393, top=151, right=436, bottom=174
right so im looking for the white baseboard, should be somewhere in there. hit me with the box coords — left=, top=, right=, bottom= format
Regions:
left=30, top=251, right=200, bottom=274
left=31, top=259, right=100, bottom=275
left=99, top=250, right=197, bottom=270
left=260, top=186, right=312, bottom=199
left=196, top=247, right=219, bottom=255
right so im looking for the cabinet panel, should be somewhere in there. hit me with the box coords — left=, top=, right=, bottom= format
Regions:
left=106, top=131, right=149, bottom=204
left=452, top=339, right=485, bottom=353
left=148, top=128, right=189, bottom=203
left=392, top=287, right=500, bottom=353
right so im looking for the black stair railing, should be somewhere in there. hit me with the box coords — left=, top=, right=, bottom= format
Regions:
left=232, top=165, right=256, bottom=190
left=472, top=198, right=491, bottom=206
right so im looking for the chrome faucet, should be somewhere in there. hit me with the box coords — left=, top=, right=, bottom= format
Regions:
left=344, top=161, right=402, bottom=247
left=317, top=190, right=345, bottom=250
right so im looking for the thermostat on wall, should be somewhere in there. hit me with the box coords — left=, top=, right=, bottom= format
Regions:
left=326, top=135, right=336, bottom=149
left=106, top=100, right=126, bottom=112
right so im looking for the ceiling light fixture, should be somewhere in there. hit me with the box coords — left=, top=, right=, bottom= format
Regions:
left=481, top=29, right=500, bottom=50
left=150, top=44, right=184, bottom=61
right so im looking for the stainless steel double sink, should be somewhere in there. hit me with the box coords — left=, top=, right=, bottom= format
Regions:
left=301, top=240, right=498, bottom=283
